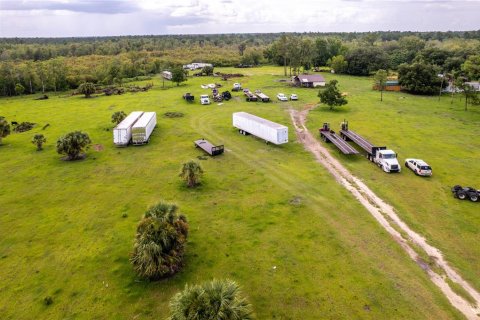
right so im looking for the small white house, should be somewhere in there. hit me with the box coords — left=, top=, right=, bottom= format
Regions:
left=443, top=81, right=480, bottom=93
left=182, top=63, right=213, bottom=70
left=465, top=81, right=480, bottom=91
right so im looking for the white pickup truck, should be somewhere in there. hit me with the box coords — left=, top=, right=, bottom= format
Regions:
left=200, top=94, right=211, bottom=105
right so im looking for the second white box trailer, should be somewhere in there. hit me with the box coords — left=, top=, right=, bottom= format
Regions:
left=132, top=112, right=157, bottom=145
left=113, top=111, right=144, bottom=146
left=232, top=112, right=288, bottom=145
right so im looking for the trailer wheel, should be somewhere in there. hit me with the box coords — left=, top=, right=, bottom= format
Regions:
left=469, top=194, right=479, bottom=202
left=457, top=191, right=467, bottom=200
left=239, top=129, right=243, bottom=134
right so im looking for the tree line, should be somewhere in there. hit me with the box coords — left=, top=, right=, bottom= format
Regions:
left=2, top=31, right=479, bottom=61
left=0, top=31, right=479, bottom=97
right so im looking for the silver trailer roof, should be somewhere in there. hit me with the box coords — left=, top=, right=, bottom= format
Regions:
left=133, top=112, right=156, bottom=128
left=234, top=112, right=287, bottom=130
left=115, top=111, right=144, bottom=130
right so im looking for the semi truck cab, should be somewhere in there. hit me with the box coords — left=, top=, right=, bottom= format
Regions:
left=375, top=150, right=401, bottom=173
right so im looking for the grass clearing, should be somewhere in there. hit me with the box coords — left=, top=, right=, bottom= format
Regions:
left=306, top=72, right=480, bottom=292
left=0, top=66, right=472, bottom=319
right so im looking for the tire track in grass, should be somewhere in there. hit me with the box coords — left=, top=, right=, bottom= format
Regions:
left=289, top=106, right=480, bottom=320
left=189, top=109, right=325, bottom=200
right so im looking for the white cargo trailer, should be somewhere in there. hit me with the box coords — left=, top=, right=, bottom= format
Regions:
left=132, top=112, right=157, bottom=145
left=113, top=111, right=144, bottom=146
left=232, top=112, right=288, bottom=145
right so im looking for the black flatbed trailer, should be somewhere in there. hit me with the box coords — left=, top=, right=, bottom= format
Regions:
left=339, top=121, right=386, bottom=161
left=319, top=123, right=359, bottom=155
left=194, top=139, right=224, bottom=156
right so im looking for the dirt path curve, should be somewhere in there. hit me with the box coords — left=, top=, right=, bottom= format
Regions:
left=289, top=106, right=480, bottom=320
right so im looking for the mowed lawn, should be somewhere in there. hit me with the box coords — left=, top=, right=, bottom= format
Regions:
left=0, top=67, right=465, bottom=319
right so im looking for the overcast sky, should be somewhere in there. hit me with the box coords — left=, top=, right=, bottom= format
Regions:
left=0, top=0, right=479, bottom=37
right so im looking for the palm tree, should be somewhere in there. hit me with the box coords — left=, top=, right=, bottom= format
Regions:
left=56, top=131, right=91, bottom=160
left=131, top=202, right=188, bottom=280
left=0, top=117, right=11, bottom=145
left=78, top=82, right=96, bottom=98
left=179, top=161, right=204, bottom=188
left=111, top=111, right=126, bottom=126
left=169, top=279, right=253, bottom=320
left=31, top=133, right=46, bottom=151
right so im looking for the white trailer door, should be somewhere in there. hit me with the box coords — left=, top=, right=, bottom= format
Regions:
left=277, top=128, right=288, bottom=144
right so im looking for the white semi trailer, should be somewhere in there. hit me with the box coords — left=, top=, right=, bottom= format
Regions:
left=132, top=112, right=157, bottom=145
left=113, top=111, right=144, bottom=146
left=232, top=112, right=288, bottom=145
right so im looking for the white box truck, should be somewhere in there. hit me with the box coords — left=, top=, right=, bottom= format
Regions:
left=232, top=112, right=288, bottom=145
left=132, top=112, right=157, bottom=145
left=113, top=111, right=144, bottom=146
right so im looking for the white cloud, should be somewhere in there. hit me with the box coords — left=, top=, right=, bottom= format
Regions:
left=0, top=0, right=479, bottom=37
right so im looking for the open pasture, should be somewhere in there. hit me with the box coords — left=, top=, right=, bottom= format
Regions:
left=0, top=66, right=475, bottom=319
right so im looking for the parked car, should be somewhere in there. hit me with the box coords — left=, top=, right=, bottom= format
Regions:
left=200, top=94, right=211, bottom=105
left=404, top=159, right=432, bottom=176
left=277, top=93, right=288, bottom=101
left=290, top=93, right=298, bottom=100
left=452, top=185, right=479, bottom=202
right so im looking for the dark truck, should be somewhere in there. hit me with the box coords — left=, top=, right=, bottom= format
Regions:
left=451, top=185, right=479, bottom=202
left=183, top=93, right=194, bottom=102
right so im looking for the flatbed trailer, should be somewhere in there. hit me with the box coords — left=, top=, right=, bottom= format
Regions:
left=243, top=89, right=258, bottom=102
left=194, top=139, right=224, bottom=156
left=319, top=123, right=359, bottom=155
left=255, top=90, right=270, bottom=102
left=339, top=121, right=386, bottom=161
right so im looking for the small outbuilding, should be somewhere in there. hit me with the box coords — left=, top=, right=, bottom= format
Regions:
left=373, top=80, right=401, bottom=92
left=293, top=75, right=326, bottom=88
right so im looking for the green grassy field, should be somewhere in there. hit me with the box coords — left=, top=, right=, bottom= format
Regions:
left=305, top=73, right=480, bottom=293
left=0, top=66, right=475, bottom=319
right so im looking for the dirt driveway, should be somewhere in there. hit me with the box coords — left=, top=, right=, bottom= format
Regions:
left=290, top=106, right=480, bottom=319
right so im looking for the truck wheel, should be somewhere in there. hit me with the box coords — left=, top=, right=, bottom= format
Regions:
left=457, top=191, right=467, bottom=200
left=383, top=165, right=389, bottom=172
left=469, top=194, right=479, bottom=202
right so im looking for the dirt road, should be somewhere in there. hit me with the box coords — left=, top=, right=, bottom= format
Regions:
left=289, top=106, right=480, bottom=320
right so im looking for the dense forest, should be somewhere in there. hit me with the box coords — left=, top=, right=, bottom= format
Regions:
left=0, top=31, right=479, bottom=97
